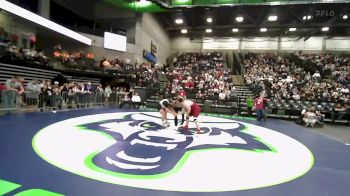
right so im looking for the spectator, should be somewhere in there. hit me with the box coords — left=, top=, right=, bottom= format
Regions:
left=315, top=105, right=325, bottom=126
left=303, top=108, right=317, bottom=127
left=84, top=82, right=94, bottom=107
left=0, top=82, right=4, bottom=103
left=52, top=81, right=63, bottom=111
left=25, top=80, right=41, bottom=107
left=254, top=95, right=268, bottom=123
left=246, top=96, right=253, bottom=116
left=119, top=92, right=131, bottom=109
left=131, top=92, right=142, bottom=109
left=331, top=103, right=346, bottom=122
left=218, top=90, right=226, bottom=101
left=2, top=76, right=23, bottom=112
left=104, top=85, right=112, bottom=105
left=16, top=77, right=25, bottom=106
left=94, top=84, right=104, bottom=106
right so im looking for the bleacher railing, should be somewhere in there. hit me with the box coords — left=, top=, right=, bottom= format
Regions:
left=0, top=91, right=139, bottom=113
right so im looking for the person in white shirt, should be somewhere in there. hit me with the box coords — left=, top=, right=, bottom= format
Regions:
left=303, top=108, right=317, bottom=127
left=131, top=92, right=142, bottom=109
left=26, top=80, right=41, bottom=106
left=312, top=71, right=321, bottom=80
left=104, top=85, right=112, bottom=105
left=218, top=91, right=226, bottom=101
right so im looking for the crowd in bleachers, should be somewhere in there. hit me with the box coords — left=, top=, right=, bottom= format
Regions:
left=243, top=52, right=350, bottom=123
left=53, top=44, right=95, bottom=69
left=163, top=52, right=238, bottom=103
left=4, top=45, right=50, bottom=66
left=1, top=43, right=161, bottom=88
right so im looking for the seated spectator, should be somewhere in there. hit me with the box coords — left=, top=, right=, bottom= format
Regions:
left=331, top=103, right=346, bottom=121
left=131, top=92, right=142, bottom=109
left=312, top=71, right=321, bottom=80
left=315, top=105, right=325, bottom=126
left=196, top=90, right=203, bottom=99
left=119, top=92, right=131, bottom=109
left=218, top=90, right=226, bottom=101
left=303, top=108, right=317, bottom=127
left=177, top=87, right=187, bottom=98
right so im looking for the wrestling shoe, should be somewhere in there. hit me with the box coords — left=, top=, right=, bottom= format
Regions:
left=163, top=121, right=170, bottom=127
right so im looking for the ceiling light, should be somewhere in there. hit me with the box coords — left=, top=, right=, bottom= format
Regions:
left=232, top=28, right=239, bottom=32
left=181, top=29, right=187, bottom=34
left=206, top=29, right=212, bottom=33
left=175, top=19, right=183, bottom=24
left=268, top=15, right=278, bottom=21
left=0, top=0, right=91, bottom=45
left=260, top=28, right=267, bottom=32
left=307, top=15, right=312, bottom=20
left=343, top=15, right=348, bottom=20
left=289, top=28, right=297, bottom=32
left=138, top=0, right=151, bottom=6
left=207, top=17, right=213, bottom=23
left=235, top=16, right=244, bottom=22
left=322, top=27, right=329, bottom=32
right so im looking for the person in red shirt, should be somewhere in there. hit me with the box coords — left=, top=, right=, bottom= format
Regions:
left=177, top=88, right=187, bottom=98
left=253, top=95, right=269, bottom=123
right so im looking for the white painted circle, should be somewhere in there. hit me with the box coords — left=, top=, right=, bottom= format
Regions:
left=33, top=112, right=314, bottom=192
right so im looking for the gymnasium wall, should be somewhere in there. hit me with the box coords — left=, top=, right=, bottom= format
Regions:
left=135, top=13, right=171, bottom=65
left=170, top=36, right=350, bottom=53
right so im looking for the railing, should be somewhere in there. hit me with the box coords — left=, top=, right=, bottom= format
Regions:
left=0, top=90, right=143, bottom=113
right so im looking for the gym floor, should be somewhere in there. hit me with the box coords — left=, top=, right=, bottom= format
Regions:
left=0, top=108, right=349, bottom=196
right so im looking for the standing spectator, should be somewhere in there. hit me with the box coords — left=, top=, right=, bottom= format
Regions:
left=52, top=82, right=63, bottom=111
left=94, top=84, right=104, bottom=106
left=246, top=96, right=253, bottom=116
left=254, top=95, right=268, bottom=124
left=25, top=80, right=41, bottom=108
left=104, top=85, right=112, bottom=105
left=69, top=83, right=81, bottom=108
left=2, top=76, right=24, bottom=112
left=84, top=82, right=94, bottom=107
left=60, top=83, right=69, bottom=104
left=230, top=86, right=237, bottom=100
left=38, top=81, right=53, bottom=112
left=16, top=77, right=26, bottom=106
left=0, top=82, right=4, bottom=103
left=78, top=83, right=86, bottom=108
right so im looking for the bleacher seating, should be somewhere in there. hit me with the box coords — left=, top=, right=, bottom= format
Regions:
left=0, top=63, right=61, bottom=85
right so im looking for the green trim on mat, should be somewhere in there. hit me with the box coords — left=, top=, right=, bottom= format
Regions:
left=0, top=179, right=21, bottom=195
